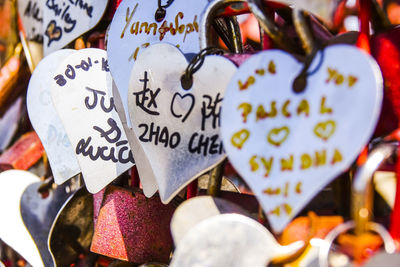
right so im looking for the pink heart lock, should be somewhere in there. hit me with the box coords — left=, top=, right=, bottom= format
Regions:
left=90, top=185, right=177, bottom=264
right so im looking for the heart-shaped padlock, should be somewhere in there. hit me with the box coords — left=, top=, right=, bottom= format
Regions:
left=27, top=48, right=81, bottom=185
left=51, top=48, right=134, bottom=194
left=170, top=195, right=249, bottom=245
left=42, top=0, right=108, bottom=55
left=128, top=42, right=237, bottom=203
left=107, top=0, right=209, bottom=127
left=170, top=213, right=305, bottom=267
left=221, top=44, right=383, bottom=233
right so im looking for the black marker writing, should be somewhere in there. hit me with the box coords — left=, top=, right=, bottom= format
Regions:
left=68, top=0, right=93, bottom=17
left=24, top=0, right=43, bottom=23
left=76, top=136, right=134, bottom=164
left=85, top=87, right=115, bottom=113
left=53, top=57, right=109, bottom=87
left=170, top=92, right=195, bottom=122
left=93, top=118, right=121, bottom=144
left=201, top=93, right=223, bottom=131
left=134, top=71, right=161, bottom=115
left=24, top=0, right=44, bottom=42
left=138, top=122, right=180, bottom=149
left=75, top=57, right=92, bottom=71
left=188, top=133, right=223, bottom=156
left=102, top=57, right=110, bottom=72
left=46, top=0, right=76, bottom=34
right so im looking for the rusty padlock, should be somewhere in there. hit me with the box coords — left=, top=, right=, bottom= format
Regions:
left=90, top=177, right=177, bottom=264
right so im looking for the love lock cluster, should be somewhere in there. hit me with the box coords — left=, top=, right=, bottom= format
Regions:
left=0, top=0, right=400, bottom=266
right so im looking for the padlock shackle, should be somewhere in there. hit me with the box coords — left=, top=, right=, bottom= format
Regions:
left=353, top=143, right=396, bottom=193
left=292, top=9, right=315, bottom=55
left=200, top=0, right=246, bottom=51
left=247, top=0, right=280, bottom=42
left=248, top=0, right=302, bottom=53
left=352, top=143, right=397, bottom=235
left=200, top=0, right=294, bottom=52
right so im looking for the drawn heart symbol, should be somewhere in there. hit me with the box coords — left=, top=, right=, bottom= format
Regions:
left=267, top=126, right=290, bottom=147
left=171, top=93, right=195, bottom=123
left=221, top=45, right=383, bottom=233
left=44, top=20, right=62, bottom=47
left=128, top=43, right=237, bottom=203
left=42, top=0, right=108, bottom=55
left=107, top=0, right=209, bottom=127
left=231, top=129, right=250, bottom=150
left=313, top=120, right=336, bottom=141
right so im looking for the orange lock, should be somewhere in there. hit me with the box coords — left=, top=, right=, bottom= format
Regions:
left=278, top=212, right=344, bottom=265
left=280, top=212, right=344, bottom=246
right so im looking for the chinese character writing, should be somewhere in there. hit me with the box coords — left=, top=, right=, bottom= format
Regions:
left=133, top=71, right=161, bottom=116
left=201, top=93, right=223, bottom=131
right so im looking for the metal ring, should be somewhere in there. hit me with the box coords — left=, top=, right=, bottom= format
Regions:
left=318, top=221, right=396, bottom=267
left=353, top=143, right=396, bottom=194
left=180, top=47, right=224, bottom=90
left=352, top=143, right=397, bottom=234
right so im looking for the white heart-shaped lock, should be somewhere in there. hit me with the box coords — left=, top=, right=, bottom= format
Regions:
left=51, top=48, right=134, bottom=193
left=221, top=44, right=383, bottom=233
left=17, top=0, right=43, bottom=42
left=27, top=49, right=81, bottom=185
left=107, top=0, right=208, bottom=127
left=128, top=43, right=237, bottom=203
left=0, top=170, right=43, bottom=267
left=42, top=0, right=108, bottom=55
left=170, top=213, right=304, bottom=267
